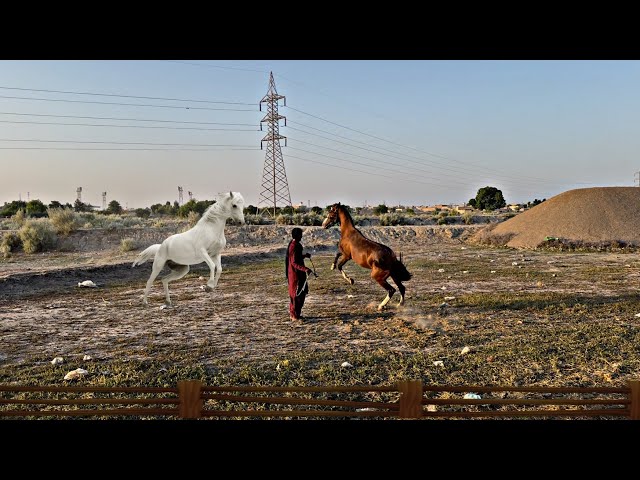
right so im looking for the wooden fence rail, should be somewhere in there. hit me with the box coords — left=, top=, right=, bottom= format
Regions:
left=1, top=380, right=638, bottom=419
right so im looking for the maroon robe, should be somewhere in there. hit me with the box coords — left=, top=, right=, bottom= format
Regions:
left=286, top=238, right=310, bottom=319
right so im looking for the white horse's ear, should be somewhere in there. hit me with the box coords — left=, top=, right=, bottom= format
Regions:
left=229, top=191, right=233, bottom=199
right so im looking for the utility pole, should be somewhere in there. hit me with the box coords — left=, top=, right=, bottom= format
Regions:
left=178, top=186, right=184, bottom=205
left=635, top=171, right=640, bottom=187
left=102, top=192, right=107, bottom=210
left=76, top=187, right=82, bottom=203
left=257, top=72, right=292, bottom=216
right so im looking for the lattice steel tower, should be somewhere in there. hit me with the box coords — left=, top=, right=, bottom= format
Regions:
left=257, top=72, right=291, bottom=216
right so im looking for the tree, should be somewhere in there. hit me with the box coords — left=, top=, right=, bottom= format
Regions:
left=474, top=186, right=506, bottom=211
left=135, top=208, right=151, bottom=218
left=526, top=198, right=546, bottom=208
left=0, top=200, right=27, bottom=217
left=280, top=206, right=294, bottom=215
left=373, top=204, right=388, bottom=215
left=311, top=206, right=323, bottom=215
left=74, top=199, right=91, bottom=212
left=244, top=205, right=258, bottom=215
left=26, top=199, right=48, bottom=217
left=106, top=200, right=123, bottom=214
left=48, top=200, right=63, bottom=209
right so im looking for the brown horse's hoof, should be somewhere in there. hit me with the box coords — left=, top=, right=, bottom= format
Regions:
left=349, top=278, right=355, bottom=285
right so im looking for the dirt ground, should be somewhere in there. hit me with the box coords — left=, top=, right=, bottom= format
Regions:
left=2, top=224, right=640, bottom=390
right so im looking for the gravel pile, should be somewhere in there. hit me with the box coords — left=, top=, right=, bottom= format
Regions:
left=472, top=186, right=640, bottom=249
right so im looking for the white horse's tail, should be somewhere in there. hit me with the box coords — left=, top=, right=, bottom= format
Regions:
left=132, top=244, right=161, bottom=267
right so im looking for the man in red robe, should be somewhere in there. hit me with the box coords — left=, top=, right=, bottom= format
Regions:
left=286, top=227, right=313, bottom=321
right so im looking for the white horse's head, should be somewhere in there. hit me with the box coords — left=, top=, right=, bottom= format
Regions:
left=221, top=191, right=245, bottom=225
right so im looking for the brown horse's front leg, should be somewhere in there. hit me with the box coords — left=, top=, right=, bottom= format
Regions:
left=331, top=252, right=342, bottom=271
left=336, top=256, right=354, bottom=285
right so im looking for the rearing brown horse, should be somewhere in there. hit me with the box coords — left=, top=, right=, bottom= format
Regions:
left=322, top=202, right=412, bottom=310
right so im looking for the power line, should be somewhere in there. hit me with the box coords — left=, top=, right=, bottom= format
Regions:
left=0, top=95, right=257, bottom=111
left=0, top=138, right=257, bottom=147
left=286, top=146, right=453, bottom=188
left=0, top=147, right=259, bottom=151
left=286, top=134, right=573, bottom=191
left=286, top=106, right=595, bottom=186
left=0, top=111, right=258, bottom=126
left=0, top=119, right=258, bottom=132
left=285, top=153, right=458, bottom=188
left=0, top=86, right=255, bottom=105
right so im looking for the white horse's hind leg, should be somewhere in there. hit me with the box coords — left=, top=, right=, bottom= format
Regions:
left=162, top=264, right=190, bottom=306
left=143, top=259, right=166, bottom=305
left=212, top=253, right=222, bottom=288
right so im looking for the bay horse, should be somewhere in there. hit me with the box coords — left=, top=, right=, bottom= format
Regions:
left=322, top=202, right=412, bottom=310
left=132, top=191, right=245, bottom=306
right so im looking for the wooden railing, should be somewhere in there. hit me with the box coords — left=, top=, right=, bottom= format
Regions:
left=1, top=380, right=638, bottom=419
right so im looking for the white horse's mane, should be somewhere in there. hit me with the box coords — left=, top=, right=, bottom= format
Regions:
left=199, top=191, right=245, bottom=224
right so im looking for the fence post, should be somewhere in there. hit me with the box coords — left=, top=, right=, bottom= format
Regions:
left=398, top=380, right=423, bottom=418
left=629, top=380, right=640, bottom=420
left=178, top=380, right=203, bottom=419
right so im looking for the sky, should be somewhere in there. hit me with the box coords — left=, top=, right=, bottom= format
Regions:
left=1, top=60, right=639, bottom=210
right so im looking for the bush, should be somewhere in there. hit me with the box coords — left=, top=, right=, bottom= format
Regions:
left=18, top=218, right=57, bottom=254
left=462, top=211, right=475, bottom=225
left=187, top=211, right=201, bottom=227
left=120, top=238, right=137, bottom=252
left=379, top=213, right=411, bottom=226
left=244, top=214, right=271, bottom=225
left=1, top=231, right=21, bottom=258
left=47, top=207, right=79, bottom=235
left=13, top=209, right=26, bottom=226
left=275, top=214, right=293, bottom=225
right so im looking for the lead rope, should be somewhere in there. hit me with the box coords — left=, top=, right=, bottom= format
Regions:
left=295, top=258, right=318, bottom=297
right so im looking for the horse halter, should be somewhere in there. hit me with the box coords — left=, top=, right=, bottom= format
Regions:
left=322, top=204, right=340, bottom=229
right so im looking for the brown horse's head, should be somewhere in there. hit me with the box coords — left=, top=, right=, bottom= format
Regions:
left=322, top=203, right=341, bottom=229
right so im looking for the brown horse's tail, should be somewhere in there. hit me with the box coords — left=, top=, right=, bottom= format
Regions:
left=392, top=252, right=412, bottom=282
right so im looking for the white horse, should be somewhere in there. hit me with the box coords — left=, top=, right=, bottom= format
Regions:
left=132, top=191, right=245, bottom=306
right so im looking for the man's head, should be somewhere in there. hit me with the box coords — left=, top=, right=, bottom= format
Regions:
left=291, top=227, right=303, bottom=241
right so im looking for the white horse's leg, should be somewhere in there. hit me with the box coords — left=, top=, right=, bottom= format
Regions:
left=143, top=257, right=166, bottom=306
left=212, top=253, right=222, bottom=288
left=200, top=249, right=218, bottom=292
left=162, top=264, right=190, bottom=306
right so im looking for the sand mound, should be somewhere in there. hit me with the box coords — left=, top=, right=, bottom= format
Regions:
left=472, top=186, right=640, bottom=249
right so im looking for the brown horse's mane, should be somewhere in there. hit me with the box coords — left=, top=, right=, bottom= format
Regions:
left=336, top=204, right=393, bottom=253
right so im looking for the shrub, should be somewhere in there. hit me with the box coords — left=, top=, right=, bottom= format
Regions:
left=18, top=218, right=57, bottom=254
left=187, top=211, right=201, bottom=227
left=380, top=213, right=411, bottom=226
left=1, top=231, right=21, bottom=258
left=13, top=209, right=26, bottom=226
left=47, top=207, right=79, bottom=235
left=120, top=238, right=137, bottom=252
left=462, top=211, right=475, bottom=225
left=275, top=214, right=293, bottom=225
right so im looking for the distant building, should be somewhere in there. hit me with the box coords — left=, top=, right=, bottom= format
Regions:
left=454, top=205, right=474, bottom=213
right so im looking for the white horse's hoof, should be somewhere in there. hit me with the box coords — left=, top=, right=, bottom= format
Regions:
left=202, top=285, right=213, bottom=292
